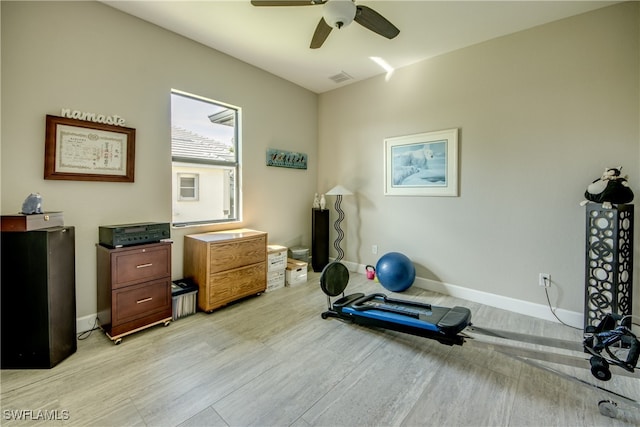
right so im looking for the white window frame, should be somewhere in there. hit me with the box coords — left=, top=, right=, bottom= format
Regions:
left=171, top=89, right=241, bottom=227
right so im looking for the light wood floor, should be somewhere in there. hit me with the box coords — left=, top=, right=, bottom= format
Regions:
left=1, top=271, right=639, bottom=426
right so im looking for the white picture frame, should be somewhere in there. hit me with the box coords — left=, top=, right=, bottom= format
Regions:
left=384, top=128, right=458, bottom=196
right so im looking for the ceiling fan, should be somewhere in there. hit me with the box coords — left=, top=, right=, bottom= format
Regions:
left=250, top=0, right=400, bottom=49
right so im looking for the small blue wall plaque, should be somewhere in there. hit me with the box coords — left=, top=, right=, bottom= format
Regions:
left=266, top=148, right=307, bottom=170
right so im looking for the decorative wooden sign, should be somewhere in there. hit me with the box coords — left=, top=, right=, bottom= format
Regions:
left=266, top=148, right=307, bottom=170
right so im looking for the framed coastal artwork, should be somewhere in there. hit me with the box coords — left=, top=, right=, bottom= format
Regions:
left=384, top=128, right=458, bottom=196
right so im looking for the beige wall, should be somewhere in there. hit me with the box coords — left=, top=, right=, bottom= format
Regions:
left=318, top=2, right=639, bottom=321
left=2, top=1, right=638, bottom=330
left=1, top=1, right=318, bottom=329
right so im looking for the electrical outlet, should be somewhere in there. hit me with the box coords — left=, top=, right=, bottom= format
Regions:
left=539, top=273, right=551, bottom=287
left=372, top=245, right=378, bottom=255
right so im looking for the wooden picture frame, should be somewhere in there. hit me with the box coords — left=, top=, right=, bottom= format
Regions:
left=44, top=115, right=135, bottom=182
left=384, top=128, right=459, bottom=196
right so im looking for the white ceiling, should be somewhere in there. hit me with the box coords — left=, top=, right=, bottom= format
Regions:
left=102, top=0, right=618, bottom=93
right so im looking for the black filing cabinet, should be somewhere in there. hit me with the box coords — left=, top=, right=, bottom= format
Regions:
left=312, top=208, right=329, bottom=272
left=1, top=227, right=77, bottom=368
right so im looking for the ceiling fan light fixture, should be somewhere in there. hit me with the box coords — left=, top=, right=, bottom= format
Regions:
left=323, top=0, right=356, bottom=29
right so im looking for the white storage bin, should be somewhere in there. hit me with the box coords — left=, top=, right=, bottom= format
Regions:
left=267, top=244, right=287, bottom=272
left=266, top=270, right=285, bottom=292
left=286, top=258, right=308, bottom=286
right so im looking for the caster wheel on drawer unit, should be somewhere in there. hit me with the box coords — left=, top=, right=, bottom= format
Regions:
left=114, top=338, right=122, bottom=345
left=163, top=320, right=171, bottom=327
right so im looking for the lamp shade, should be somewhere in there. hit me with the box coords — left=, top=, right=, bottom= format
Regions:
left=323, top=0, right=356, bottom=29
left=326, top=185, right=353, bottom=196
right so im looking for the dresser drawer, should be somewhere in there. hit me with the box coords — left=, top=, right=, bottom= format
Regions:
left=112, top=278, right=171, bottom=326
left=207, top=263, right=266, bottom=309
left=209, top=235, right=266, bottom=274
left=111, top=244, right=171, bottom=289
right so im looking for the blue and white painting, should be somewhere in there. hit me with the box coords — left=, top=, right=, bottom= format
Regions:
left=391, top=140, right=447, bottom=187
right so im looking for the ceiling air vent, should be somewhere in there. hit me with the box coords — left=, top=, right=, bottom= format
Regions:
left=329, top=71, right=353, bottom=84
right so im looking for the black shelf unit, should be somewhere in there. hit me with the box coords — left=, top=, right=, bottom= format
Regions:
left=312, top=208, right=329, bottom=272
left=1, top=226, right=77, bottom=368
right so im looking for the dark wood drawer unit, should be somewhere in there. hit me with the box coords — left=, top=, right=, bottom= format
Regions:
left=97, top=242, right=172, bottom=344
left=111, top=278, right=172, bottom=336
left=110, top=244, right=171, bottom=289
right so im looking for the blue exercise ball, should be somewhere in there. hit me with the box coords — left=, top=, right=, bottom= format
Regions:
left=375, top=252, right=416, bottom=292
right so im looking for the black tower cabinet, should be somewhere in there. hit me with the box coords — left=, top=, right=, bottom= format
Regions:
left=584, top=204, right=633, bottom=329
left=312, top=208, right=329, bottom=272
left=1, top=226, right=77, bottom=368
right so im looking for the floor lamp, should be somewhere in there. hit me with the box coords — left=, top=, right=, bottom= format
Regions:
left=325, top=185, right=353, bottom=262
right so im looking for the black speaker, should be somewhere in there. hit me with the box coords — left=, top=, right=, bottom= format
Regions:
left=312, top=209, right=329, bottom=272
left=1, top=227, right=77, bottom=368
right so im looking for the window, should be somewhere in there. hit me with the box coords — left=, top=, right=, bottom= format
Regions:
left=177, top=173, right=199, bottom=201
left=171, top=90, right=240, bottom=226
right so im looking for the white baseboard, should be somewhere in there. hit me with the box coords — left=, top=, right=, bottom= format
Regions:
left=77, top=313, right=99, bottom=334
left=348, top=261, right=583, bottom=329
left=75, top=262, right=583, bottom=332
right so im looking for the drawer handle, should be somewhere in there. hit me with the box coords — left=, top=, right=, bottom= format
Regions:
left=137, top=297, right=153, bottom=304
left=136, top=263, right=153, bottom=269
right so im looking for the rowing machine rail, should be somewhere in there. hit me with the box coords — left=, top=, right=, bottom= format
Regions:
left=319, top=262, right=639, bottom=419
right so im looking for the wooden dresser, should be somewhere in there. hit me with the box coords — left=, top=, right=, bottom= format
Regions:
left=183, top=229, right=267, bottom=313
left=97, top=241, right=172, bottom=344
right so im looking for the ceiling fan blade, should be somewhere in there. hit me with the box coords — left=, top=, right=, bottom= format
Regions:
left=310, top=17, right=332, bottom=49
left=250, top=0, right=325, bottom=6
left=354, top=5, right=400, bottom=39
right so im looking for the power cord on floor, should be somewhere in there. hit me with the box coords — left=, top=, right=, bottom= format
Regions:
left=621, top=315, right=640, bottom=329
left=77, top=317, right=100, bottom=340
left=545, top=287, right=640, bottom=331
left=544, top=287, right=583, bottom=331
